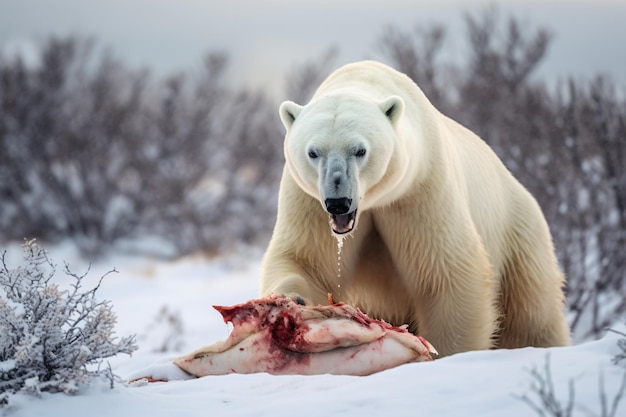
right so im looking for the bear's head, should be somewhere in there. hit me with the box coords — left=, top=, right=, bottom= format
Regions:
left=279, top=93, right=405, bottom=235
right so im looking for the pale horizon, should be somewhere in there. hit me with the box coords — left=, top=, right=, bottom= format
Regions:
left=1, top=0, right=625, bottom=98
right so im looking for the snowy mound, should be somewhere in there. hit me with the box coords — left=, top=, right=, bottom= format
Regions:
left=2, top=243, right=625, bottom=417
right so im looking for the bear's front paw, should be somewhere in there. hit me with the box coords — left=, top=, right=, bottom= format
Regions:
left=279, top=293, right=308, bottom=306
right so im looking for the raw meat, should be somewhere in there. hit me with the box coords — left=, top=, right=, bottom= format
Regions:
left=172, top=295, right=436, bottom=377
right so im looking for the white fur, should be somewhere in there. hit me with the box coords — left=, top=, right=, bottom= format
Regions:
left=261, top=60, right=570, bottom=356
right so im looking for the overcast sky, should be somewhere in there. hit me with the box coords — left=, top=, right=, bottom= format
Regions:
left=1, top=0, right=625, bottom=98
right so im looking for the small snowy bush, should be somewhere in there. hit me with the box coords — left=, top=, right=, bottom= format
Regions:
left=0, top=240, right=137, bottom=404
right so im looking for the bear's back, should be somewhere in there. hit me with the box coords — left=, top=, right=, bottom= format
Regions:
left=314, top=61, right=431, bottom=109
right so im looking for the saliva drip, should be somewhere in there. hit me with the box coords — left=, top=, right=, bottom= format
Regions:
left=335, top=236, right=344, bottom=299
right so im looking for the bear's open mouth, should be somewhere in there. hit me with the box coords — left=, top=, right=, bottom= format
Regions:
left=330, top=210, right=357, bottom=235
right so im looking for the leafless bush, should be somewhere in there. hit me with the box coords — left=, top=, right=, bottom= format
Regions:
left=0, top=239, right=136, bottom=406
left=378, top=23, right=448, bottom=110
left=284, top=47, right=338, bottom=104
left=0, top=37, right=284, bottom=257
left=130, top=52, right=230, bottom=254
left=610, top=326, right=626, bottom=366
left=553, top=78, right=626, bottom=339
left=455, top=7, right=552, bottom=163
left=0, top=38, right=149, bottom=254
left=517, top=354, right=626, bottom=417
left=140, top=306, right=185, bottom=353
left=517, top=354, right=575, bottom=417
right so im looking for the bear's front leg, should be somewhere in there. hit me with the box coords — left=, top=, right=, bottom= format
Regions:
left=412, top=271, right=498, bottom=357
left=260, top=255, right=330, bottom=307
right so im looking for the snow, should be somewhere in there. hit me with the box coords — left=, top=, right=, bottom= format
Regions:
left=2, top=241, right=625, bottom=417
left=0, top=360, right=16, bottom=372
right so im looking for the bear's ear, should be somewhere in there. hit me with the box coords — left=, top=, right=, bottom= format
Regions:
left=279, top=101, right=303, bottom=129
left=379, top=95, right=404, bottom=125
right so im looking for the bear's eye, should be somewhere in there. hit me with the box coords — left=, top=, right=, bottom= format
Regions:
left=355, top=148, right=367, bottom=157
left=308, top=150, right=318, bottom=159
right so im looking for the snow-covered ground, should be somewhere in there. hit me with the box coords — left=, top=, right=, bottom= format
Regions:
left=2, top=241, right=625, bottom=417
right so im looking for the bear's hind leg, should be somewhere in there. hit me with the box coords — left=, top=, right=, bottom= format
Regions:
left=497, top=243, right=571, bottom=349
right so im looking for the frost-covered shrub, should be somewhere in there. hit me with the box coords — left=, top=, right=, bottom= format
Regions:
left=0, top=240, right=137, bottom=404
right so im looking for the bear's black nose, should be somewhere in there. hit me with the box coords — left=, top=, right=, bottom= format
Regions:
left=325, top=198, right=352, bottom=215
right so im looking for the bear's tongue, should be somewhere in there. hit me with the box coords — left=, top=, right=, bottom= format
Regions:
left=330, top=211, right=356, bottom=235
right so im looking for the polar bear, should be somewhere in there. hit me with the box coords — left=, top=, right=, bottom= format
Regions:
left=260, top=60, right=570, bottom=357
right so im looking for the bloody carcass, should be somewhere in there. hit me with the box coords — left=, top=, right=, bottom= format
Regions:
left=173, top=294, right=437, bottom=377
